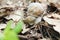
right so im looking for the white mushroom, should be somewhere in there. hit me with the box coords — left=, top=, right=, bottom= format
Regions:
left=27, top=2, right=44, bottom=17
left=23, top=16, right=36, bottom=24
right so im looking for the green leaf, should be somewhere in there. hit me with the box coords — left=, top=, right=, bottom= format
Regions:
left=0, top=33, right=4, bottom=40
left=3, top=20, right=24, bottom=40
left=14, top=20, right=24, bottom=34
left=4, top=30, right=19, bottom=40
left=4, top=20, right=13, bottom=33
left=4, top=20, right=19, bottom=40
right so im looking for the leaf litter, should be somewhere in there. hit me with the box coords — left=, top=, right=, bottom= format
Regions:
left=0, top=0, right=60, bottom=40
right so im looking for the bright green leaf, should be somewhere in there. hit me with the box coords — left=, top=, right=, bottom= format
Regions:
left=14, top=20, right=24, bottom=34
left=4, top=20, right=13, bottom=33
left=4, top=20, right=19, bottom=40
left=0, top=33, right=4, bottom=40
